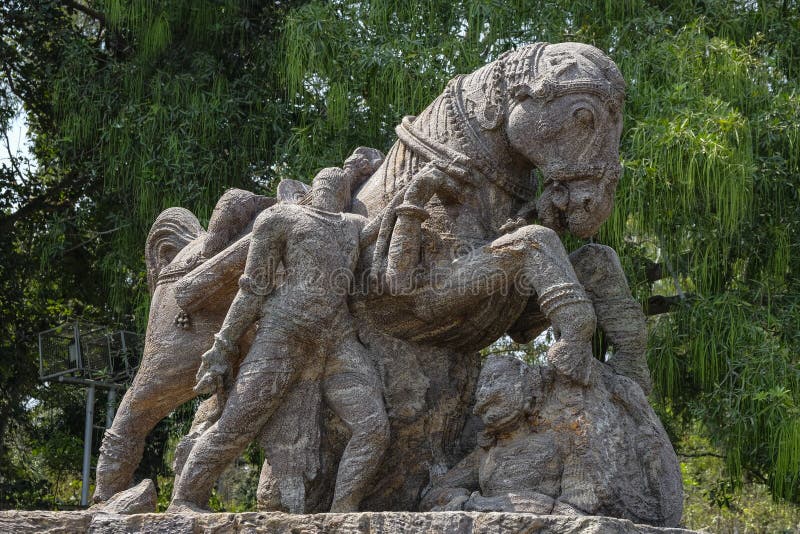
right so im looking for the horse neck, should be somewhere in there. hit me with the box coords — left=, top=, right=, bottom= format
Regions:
left=454, top=62, right=533, bottom=189
left=373, top=92, right=450, bottom=199
left=374, top=80, right=528, bottom=198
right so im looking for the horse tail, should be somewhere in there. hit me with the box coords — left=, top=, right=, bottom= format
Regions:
left=145, top=207, right=204, bottom=294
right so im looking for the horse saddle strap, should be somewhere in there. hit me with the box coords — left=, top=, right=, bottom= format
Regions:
left=395, top=116, right=480, bottom=188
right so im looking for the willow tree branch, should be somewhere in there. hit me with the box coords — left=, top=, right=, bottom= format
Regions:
left=64, top=225, right=125, bottom=253
left=60, top=0, right=107, bottom=25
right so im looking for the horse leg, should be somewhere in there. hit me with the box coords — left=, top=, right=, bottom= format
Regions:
left=94, top=356, right=199, bottom=503
left=569, top=244, right=651, bottom=394
left=93, top=284, right=222, bottom=503
left=416, top=224, right=596, bottom=383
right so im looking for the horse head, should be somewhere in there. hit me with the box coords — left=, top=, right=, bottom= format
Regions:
left=357, top=42, right=626, bottom=291
left=458, top=42, right=625, bottom=239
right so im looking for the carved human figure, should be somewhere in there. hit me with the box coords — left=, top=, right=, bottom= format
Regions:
left=420, top=354, right=682, bottom=526
left=169, top=153, right=390, bottom=513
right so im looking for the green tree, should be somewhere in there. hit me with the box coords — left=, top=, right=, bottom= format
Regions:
left=2, top=0, right=798, bottom=511
left=1, top=0, right=301, bottom=505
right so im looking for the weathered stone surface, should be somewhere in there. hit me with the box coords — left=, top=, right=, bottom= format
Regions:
left=97, top=479, right=157, bottom=515
left=0, top=511, right=696, bottom=534
left=88, top=40, right=682, bottom=526
left=0, top=511, right=91, bottom=533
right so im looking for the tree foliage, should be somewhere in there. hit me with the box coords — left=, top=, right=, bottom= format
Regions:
left=1, top=0, right=799, bottom=510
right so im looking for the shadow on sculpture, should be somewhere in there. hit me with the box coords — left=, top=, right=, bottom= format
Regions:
left=92, top=41, right=682, bottom=526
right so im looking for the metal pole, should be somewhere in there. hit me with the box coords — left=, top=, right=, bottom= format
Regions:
left=81, top=383, right=95, bottom=507
left=120, top=332, right=128, bottom=377
left=106, top=387, right=116, bottom=429
left=38, top=332, right=43, bottom=379
left=56, top=375, right=121, bottom=389
left=73, top=321, right=83, bottom=371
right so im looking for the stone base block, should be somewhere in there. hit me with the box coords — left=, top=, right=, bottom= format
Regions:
left=0, top=511, right=696, bottom=533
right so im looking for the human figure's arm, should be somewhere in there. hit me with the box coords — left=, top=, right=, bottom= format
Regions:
left=419, top=449, right=482, bottom=511
left=195, top=207, right=289, bottom=394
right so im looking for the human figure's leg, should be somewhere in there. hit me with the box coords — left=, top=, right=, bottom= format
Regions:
left=569, top=244, right=651, bottom=394
left=255, top=372, right=324, bottom=513
left=170, top=331, right=301, bottom=510
left=323, top=332, right=390, bottom=512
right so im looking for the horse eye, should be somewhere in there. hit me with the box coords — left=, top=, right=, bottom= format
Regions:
left=573, top=107, right=594, bottom=130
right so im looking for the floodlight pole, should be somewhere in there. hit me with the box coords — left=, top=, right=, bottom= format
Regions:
left=37, top=322, right=140, bottom=508
left=57, top=375, right=122, bottom=507
left=81, top=383, right=95, bottom=507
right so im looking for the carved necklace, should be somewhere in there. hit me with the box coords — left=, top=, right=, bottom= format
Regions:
left=394, top=77, right=537, bottom=202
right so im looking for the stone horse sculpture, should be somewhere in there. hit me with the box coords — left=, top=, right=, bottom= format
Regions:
left=94, top=41, right=678, bottom=523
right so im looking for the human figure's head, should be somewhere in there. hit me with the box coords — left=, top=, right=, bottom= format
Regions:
left=310, top=147, right=384, bottom=213
left=474, top=355, right=541, bottom=434
left=311, top=167, right=350, bottom=212
left=343, top=146, right=384, bottom=190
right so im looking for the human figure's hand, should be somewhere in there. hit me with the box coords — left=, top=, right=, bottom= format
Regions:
left=194, top=346, right=229, bottom=395
left=442, top=492, right=470, bottom=511
left=419, top=487, right=470, bottom=512
left=464, top=491, right=497, bottom=512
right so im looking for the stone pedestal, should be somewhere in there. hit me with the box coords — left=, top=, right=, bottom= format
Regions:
left=0, top=511, right=696, bottom=533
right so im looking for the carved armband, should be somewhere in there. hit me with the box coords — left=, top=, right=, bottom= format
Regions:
left=238, top=274, right=272, bottom=296
left=536, top=282, right=591, bottom=317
